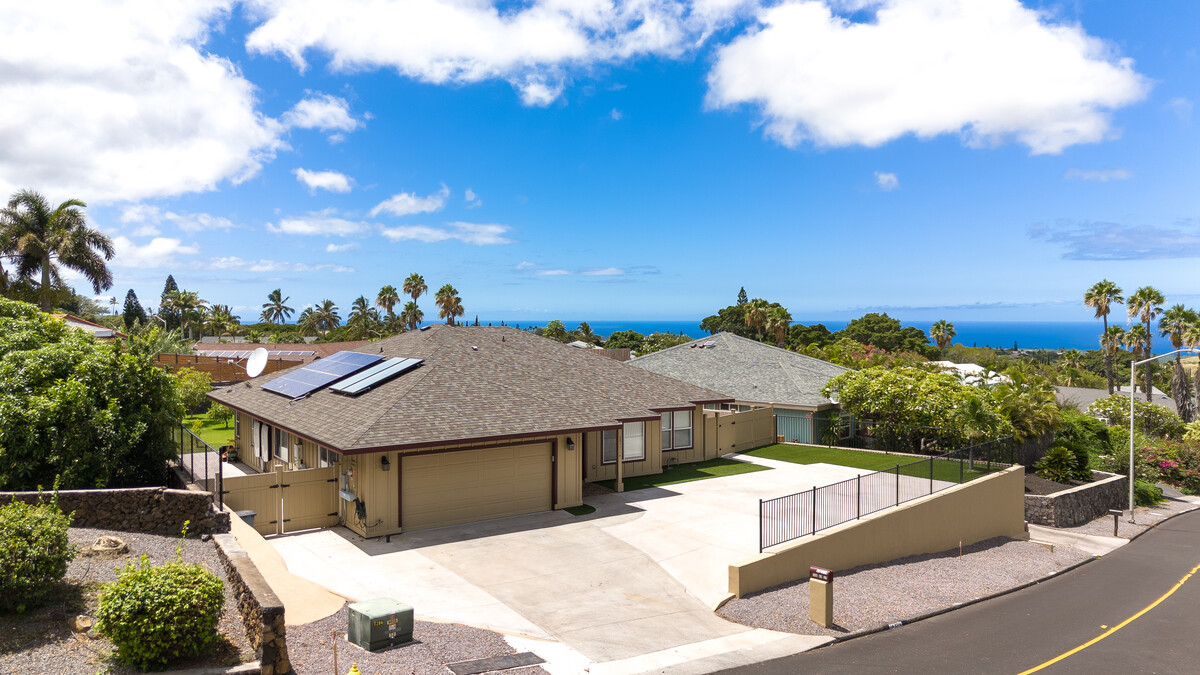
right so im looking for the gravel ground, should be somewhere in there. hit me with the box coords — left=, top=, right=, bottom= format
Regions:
left=1057, top=495, right=1200, bottom=540
left=0, top=527, right=254, bottom=675
left=288, top=605, right=549, bottom=675
left=718, top=537, right=1090, bottom=638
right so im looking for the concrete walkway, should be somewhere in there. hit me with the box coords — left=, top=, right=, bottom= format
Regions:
left=1027, top=523, right=1128, bottom=556
left=226, top=511, right=347, bottom=626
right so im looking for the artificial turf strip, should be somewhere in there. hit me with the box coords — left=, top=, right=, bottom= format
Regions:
left=181, top=415, right=236, bottom=451
left=742, top=443, right=999, bottom=483
left=564, top=504, right=597, bottom=516
left=595, top=457, right=770, bottom=492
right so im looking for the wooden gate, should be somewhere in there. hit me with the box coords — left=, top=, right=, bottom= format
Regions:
left=716, top=407, right=777, bottom=454
left=223, top=465, right=340, bottom=536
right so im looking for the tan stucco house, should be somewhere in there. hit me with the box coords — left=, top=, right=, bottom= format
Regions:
left=627, top=332, right=849, bottom=444
left=208, top=325, right=730, bottom=537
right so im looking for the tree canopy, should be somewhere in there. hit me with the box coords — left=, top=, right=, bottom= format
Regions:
left=0, top=298, right=181, bottom=490
left=834, top=312, right=936, bottom=357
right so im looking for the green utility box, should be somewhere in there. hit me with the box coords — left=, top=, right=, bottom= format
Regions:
left=347, top=598, right=414, bottom=651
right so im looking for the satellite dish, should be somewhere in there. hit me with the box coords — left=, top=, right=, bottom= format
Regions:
left=246, top=348, right=269, bottom=378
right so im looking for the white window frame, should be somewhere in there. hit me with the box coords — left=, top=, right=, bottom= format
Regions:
left=601, top=429, right=618, bottom=464
left=622, top=422, right=645, bottom=461
left=275, top=429, right=290, bottom=463
left=662, top=410, right=693, bottom=450
left=318, top=446, right=340, bottom=468
left=234, top=414, right=241, bottom=441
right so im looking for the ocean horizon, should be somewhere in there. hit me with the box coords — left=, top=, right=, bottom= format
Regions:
left=479, top=319, right=1120, bottom=352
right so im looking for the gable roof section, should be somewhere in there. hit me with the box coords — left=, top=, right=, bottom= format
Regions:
left=209, top=325, right=730, bottom=453
left=626, top=332, right=849, bottom=408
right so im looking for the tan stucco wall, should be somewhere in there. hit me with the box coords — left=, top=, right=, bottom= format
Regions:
left=729, top=465, right=1027, bottom=597
left=585, top=405, right=711, bottom=482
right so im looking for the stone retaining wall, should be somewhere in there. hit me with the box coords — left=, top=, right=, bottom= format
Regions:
left=1025, top=470, right=1127, bottom=528
left=215, top=532, right=290, bottom=675
left=0, top=486, right=229, bottom=535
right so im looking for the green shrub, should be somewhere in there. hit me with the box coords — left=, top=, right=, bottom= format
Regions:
left=0, top=496, right=77, bottom=613
left=1134, top=479, right=1164, bottom=507
left=1184, top=421, right=1200, bottom=444
left=97, top=554, right=224, bottom=670
left=1056, top=408, right=1112, bottom=455
left=1036, top=445, right=1075, bottom=484
left=1087, top=395, right=1186, bottom=439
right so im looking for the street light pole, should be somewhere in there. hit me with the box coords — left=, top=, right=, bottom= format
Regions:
left=1128, top=348, right=1199, bottom=522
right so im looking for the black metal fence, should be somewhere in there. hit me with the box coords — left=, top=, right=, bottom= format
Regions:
left=759, top=437, right=1014, bottom=552
left=171, top=423, right=224, bottom=509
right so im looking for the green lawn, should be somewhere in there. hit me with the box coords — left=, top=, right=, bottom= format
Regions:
left=742, top=444, right=1002, bottom=483
left=181, top=415, right=236, bottom=452
left=595, top=457, right=770, bottom=492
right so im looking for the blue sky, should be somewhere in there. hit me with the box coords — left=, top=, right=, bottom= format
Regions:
left=2, top=0, right=1197, bottom=325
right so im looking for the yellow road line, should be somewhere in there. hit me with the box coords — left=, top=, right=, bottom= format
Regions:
left=1016, top=559, right=1200, bottom=674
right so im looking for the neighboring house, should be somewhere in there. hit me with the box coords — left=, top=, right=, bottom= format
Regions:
left=192, top=341, right=372, bottom=363
left=626, top=332, right=849, bottom=444
left=208, top=325, right=730, bottom=537
left=51, top=313, right=127, bottom=339
left=930, top=361, right=1009, bottom=386
left=1056, top=385, right=1178, bottom=414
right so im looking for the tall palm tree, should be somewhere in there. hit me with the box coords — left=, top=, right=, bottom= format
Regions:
left=1184, top=321, right=1200, bottom=399
left=764, top=306, right=792, bottom=348
left=346, top=296, right=381, bottom=339
left=1128, top=286, right=1165, bottom=401
left=930, top=319, right=956, bottom=350
left=260, top=288, right=294, bottom=324
left=399, top=301, right=423, bottom=331
left=403, top=273, right=427, bottom=303
left=1124, top=323, right=1152, bottom=395
left=1085, top=280, right=1124, bottom=395
left=313, top=299, right=340, bottom=334
left=162, top=289, right=206, bottom=340
left=1160, top=304, right=1198, bottom=422
left=0, top=189, right=115, bottom=311
left=298, top=308, right=321, bottom=337
left=206, top=304, right=239, bottom=337
left=376, top=285, right=400, bottom=320
left=435, top=284, right=464, bottom=325
left=1059, top=349, right=1083, bottom=387
left=743, top=298, right=770, bottom=341
left=1100, top=325, right=1126, bottom=389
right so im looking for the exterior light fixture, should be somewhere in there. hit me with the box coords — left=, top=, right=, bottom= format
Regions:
left=566, top=437, right=576, bottom=452
left=381, top=455, right=391, bottom=471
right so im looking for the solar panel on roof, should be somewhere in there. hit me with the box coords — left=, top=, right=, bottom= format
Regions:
left=262, top=351, right=383, bottom=399
left=330, top=357, right=423, bottom=395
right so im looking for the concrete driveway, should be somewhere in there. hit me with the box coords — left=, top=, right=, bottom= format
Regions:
left=271, top=456, right=863, bottom=670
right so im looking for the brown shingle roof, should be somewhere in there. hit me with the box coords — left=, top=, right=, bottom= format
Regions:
left=191, top=341, right=372, bottom=361
left=208, top=325, right=730, bottom=454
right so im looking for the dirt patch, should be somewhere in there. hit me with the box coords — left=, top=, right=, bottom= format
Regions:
left=1025, top=473, right=1085, bottom=495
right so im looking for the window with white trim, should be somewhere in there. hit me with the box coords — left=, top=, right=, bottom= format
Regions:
left=318, top=446, right=340, bottom=468
left=661, top=410, right=693, bottom=450
left=275, top=429, right=290, bottom=462
left=234, top=414, right=241, bottom=441
left=623, top=422, right=645, bottom=461
left=601, top=430, right=618, bottom=464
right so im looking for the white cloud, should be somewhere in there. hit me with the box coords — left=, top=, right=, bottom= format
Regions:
left=610, top=108, right=624, bottom=121
left=583, top=267, right=625, bottom=275
left=1167, top=97, right=1192, bottom=126
left=281, top=92, right=361, bottom=139
left=131, top=224, right=162, bottom=237
left=380, top=221, right=513, bottom=245
left=874, top=171, right=899, bottom=191
left=515, top=261, right=535, bottom=270
left=267, top=210, right=371, bottom=236
left=536, top=269, right=571, bottom=276
left=1064, top=168, right=1132, bottom=182
left=370, top=184, right=450, bottom=217
left=294, top=168, right=354, bottom=193
left=117, top=205, right=239, bottom=233
left=243, top=0, right=749, bottom=106
left=207, top=256, right=354, bottom=273
left=0, top=1, right=285, bottom=203
left=325, top=242, right=359, bottom=253
left=464, top=187, right=482, bottom=208
left=112, top=236, right=200, bottom=269
left=706, top=0, right=1149, bottom=154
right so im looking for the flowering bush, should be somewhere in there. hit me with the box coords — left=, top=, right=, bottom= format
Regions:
left=1096, top=438, right=1200, bottom=495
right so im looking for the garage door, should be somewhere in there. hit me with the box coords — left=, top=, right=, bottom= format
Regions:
left=401, top=443, right=552, bottom=531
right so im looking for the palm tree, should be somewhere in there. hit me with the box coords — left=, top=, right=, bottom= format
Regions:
left=206, top=304, right=239, bottom=337
left=109, top=296, right=118, bottom=315
left=435, top=284, right=464, bottom=325
left=1085, top=280, right=1124, bottom=395
left=260, top=289, right=294, bottom=324
left=298, top=308, right=321, bottom=337
left=743, top=298, right=770, bottom=341
left=1159, top=304, right=1198, bottom=422
left=1059, top=349, right=1083, bottom=387
left=1184, top=321, right=1200, bottom=399
left=930, top=319, right=956, bottom=350
left=764, top=306, right=792, bottom=348
left=313, top=299, right=340, bottom=334
left=346, top=296, right=381, bottom=339
left=399, top=301, right=423, bottom=331
left=403, top=273, right=427, bottom=303
left=376, top=285, right=400, bottom=320
left=0, top=189, right=115, bottom=311
left=1128, top=286, right=1165, bottom=401
left=1100, top=325, right=1126, bottom=389
left=162, top=289, right=206, bottom=339
left=1124, top=324, right=1151, bottom=395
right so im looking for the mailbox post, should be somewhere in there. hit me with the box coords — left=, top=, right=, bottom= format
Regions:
left=809, top=566, right=834, bottom=628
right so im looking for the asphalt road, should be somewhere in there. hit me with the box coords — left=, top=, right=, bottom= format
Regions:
left=720, top=507, right=1200, bottom=675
